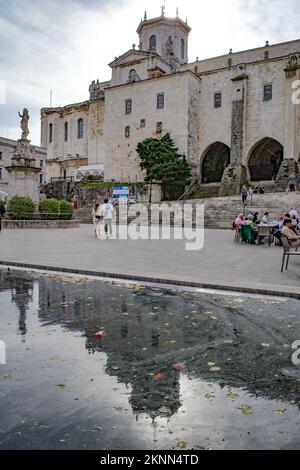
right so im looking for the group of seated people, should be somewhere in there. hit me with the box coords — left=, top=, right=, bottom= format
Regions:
left=233, top=207, right=300, bottom=246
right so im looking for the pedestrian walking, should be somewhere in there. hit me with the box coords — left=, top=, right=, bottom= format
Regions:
left=91, top=203, right=102, bottom=237
left=0, top=201, right=5, bottom=232
left=101, top=199, right=114, bottom=238
left=73, top=195, right=79, bottom=210
left=288, top=175, right=296, bottom=192
left=241, top=186, right=248, bottom=205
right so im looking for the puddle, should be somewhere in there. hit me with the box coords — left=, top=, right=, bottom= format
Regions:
left=0, top=269, right=299, bottom=450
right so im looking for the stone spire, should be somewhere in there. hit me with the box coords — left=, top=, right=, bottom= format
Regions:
left=144, top=10, right=147, bottom=20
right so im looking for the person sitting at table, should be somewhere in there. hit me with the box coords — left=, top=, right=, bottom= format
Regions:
left=289, top=207, right=299, bottom=221
left=234, top=213, right=245, bottom=229
left=291, top=214, right=298, bottom=228
left=253, top=212, right=260, bottom=224
left=282, top=219, right=300, bottom=246
left=261, top=212, right=270, bottom=224
left=245, top=214, right=258, bottom=240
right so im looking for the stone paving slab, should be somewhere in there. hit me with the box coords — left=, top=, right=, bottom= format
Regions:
left=0, top=225, right=300, bottom=298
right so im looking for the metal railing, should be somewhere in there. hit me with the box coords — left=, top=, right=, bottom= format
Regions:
left=50, top=177, right=74, bottom=183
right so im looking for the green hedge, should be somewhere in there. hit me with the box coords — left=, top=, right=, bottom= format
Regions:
left=39, top=198, right=74, bottom=220
left=7, top=196, right=35, bottom=220
left=59, top=200, right=73, bottom=220
left=39, top=198, right=61, bottom=219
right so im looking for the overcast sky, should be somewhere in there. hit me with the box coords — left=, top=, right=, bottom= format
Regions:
left=0, top=0, right=299, bottom=145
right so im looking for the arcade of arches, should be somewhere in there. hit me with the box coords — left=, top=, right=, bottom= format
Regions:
left=201, top=138, right=285, bottom=183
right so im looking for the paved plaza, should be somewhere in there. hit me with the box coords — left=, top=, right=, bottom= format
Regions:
left=0, top=225, right=299, bottom=297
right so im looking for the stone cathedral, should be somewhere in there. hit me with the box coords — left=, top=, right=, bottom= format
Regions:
left=41, top=9, right=300, bottom=195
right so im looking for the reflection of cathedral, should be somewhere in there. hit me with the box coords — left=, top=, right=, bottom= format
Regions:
left=1, top=270, right=299, bottom=417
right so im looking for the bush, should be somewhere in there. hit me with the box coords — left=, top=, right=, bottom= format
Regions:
left=59, top=200, right=73, bottom=220
left=39, top=198, right=60, bottom=220
left=7, top=196, right=35, bottom=220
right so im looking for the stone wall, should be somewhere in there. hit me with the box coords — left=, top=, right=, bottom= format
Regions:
left=3, top=220, right=79, bottom=229
left=79, top=184, right=161, bottom=208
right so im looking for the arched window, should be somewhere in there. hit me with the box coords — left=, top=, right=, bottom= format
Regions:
left=49, top=123, right=53, bottom=143
left=149, top=35, right=156, bottom=51
left=64, top=122, right=68, bottom=142
left=128, top=69, right=140, bottom=83
left=181, top=39, right=185, bottom=59
left=77, top=119, right=84, bottom=139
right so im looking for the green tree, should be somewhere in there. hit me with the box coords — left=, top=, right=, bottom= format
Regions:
left=137, top=134, right=192, bottom=190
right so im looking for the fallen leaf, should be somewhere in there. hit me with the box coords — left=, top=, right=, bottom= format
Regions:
left=205, top=393, right=215, bottom=399
left=159, top=406, right=172, bottom=414
left=171, top=362, right=186, bottom=371
left=273, top=409, right=286, bottom=415
left=154, top=373, right=165, bottom=380
left=209, top=367, right=221, bottom=372
left=93, top=331, right=107, bottom=339
left=177, top=441, right=187, bottom=449
left=241, top=405, right=253, bottom=415
left=4, top=374, right=12, bottom=380
left=226, top=393, right=239, bottom=400
left=208, top=362, right=216, bottom=367
left=56, top=384, right=66, bottom=389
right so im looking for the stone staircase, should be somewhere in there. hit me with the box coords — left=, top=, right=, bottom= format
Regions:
left=75, top=193, right=300, bottom=229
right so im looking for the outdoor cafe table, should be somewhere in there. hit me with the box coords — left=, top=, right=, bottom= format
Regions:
left=257, top=223, right=278, bottom=246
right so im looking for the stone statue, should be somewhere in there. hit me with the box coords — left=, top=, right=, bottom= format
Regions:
left=165, top=36, right=174, bottom=56
left=18, top=108, right=30, bottom=139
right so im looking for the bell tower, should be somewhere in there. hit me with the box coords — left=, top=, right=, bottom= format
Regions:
left=137, top=8, right=191, bottom=68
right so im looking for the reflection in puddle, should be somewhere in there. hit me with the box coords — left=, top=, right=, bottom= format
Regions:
left=0, top=269, right=299, bottom=450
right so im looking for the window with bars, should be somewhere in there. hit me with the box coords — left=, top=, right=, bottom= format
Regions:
left=125, top=99, right=132, bottom=115
left=214, top=92, right=222, bottom=108
left=125, top=126, right=130, bottom=138
left=157, top=93, right=164, bottom=109
left=263, top=84, right=272, bottom=101
left=140, top=119, right=146, bottom=128
left=0, top=168, right=2, bottom=180
left=0, top=151, right=2, bottom=160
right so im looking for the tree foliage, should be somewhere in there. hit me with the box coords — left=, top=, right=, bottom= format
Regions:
left=136, top=133, right=192, bottom=185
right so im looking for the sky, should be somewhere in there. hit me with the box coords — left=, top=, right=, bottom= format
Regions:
left=0, top=0, right=299, bottom=145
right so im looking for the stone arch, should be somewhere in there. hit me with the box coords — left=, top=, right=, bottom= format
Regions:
left=248, top=137, right=283, bottom=181
left=201, top=142, right=231, bottom=183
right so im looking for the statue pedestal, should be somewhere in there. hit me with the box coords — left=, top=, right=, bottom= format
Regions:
left=6, top=138, right=41, bottom=202
left=219, top=163, right=249, bottom=197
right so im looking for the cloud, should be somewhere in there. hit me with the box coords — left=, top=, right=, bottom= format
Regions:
left=0, top=0, right=300, bottom=145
